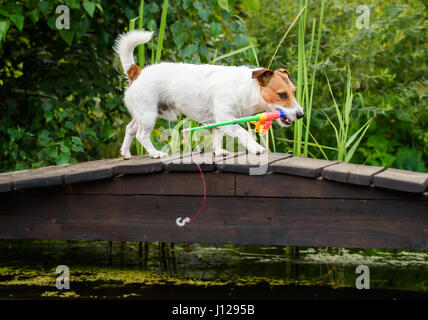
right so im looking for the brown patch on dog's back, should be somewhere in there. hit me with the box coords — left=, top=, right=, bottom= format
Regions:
left=127, top=64, right=142, bottom=83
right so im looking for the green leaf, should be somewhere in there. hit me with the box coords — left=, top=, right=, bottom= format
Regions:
left=48, top=147, right=59, bottom=159
left=37, top=130, right=52, bottom=147
left=241, top=0, right=260, bottom=14
left=41, top=102, right=52, bottom=112
left=183, top=44, right=198, bottom=57
left=173, top=33, right=188, bottom=49
left=38, top=1, right=50, bottom=13
left=44, top=112, right=54, bottom=123
left=198, top=8, right=210, bottom=22
left=29, top=9, right=39, bottom=23
left=71, top=136, right=84, bottom=152
left=60, top=141, right=71, bottom=155
left=0, top=19, right=10, bottom=41
left=83, top=1, right=96, bottom=18
left=66, top=0, right=81, bottom=9
left=10, top=14, right=24, bottom=31
left=57, top=153, right=70, bottom=165
left=218, top=0, right=230, bottom=11
left=59, top=29, right=74, bottom=45
left=65, top=121, right=75, bottom=131
left=0, top=8, right=8, bottom=17
left=103, top=128, right=116, bottom=141
left=96, top=4, right=104, bottom=14
left=210, top=22, right=221, bottom=38
left=82, top=128, right=97, bottom=138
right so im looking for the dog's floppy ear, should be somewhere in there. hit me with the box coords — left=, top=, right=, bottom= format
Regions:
left=277, top=68, right=293, bottom=83
left=252, top=68, right=274, bottom=86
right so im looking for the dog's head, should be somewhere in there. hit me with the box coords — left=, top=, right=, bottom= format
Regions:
left=252, top=68, right=303, bottom=127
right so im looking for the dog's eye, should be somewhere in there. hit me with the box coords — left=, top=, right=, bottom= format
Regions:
left=278, top=92, right=288, bottom=99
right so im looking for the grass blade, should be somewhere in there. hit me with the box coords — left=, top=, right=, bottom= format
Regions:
left=156, top=0, right=168, bottom=63
left=138, top=0, right=145, bottom=67
left=304, top=0, right=325, bottom=156
left=211, top=44, right=255, bottom=63
left=268, top=6, right=306, bottom=69
left=345, top=118, right=373, bottom=162
left=345, top=117, right=372, bottom=149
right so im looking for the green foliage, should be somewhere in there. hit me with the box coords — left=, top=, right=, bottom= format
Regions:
left=0, top=0, right=251, bottom=172
left=246, top=0, right=427, bottom=171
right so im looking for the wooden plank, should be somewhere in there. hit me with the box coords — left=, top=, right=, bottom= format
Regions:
left=64, top=158, right=123, bottom=184
left=114, top=152, right=192, bottom=175
left=236, top=173, right=427, bottom=200
left=1, top=192, right=427, bottom=249
left=373, top=168, right=428, bottom=193
left=0, top=164, right=73, bottom=191
left=217, top=152, right=292, bottom=175
left=163, top=152, right=193, bottom=171
left=322, top=162, right=384, bottom=186
left=113, top=155, right=165, bottom=175
left=190, top=152, right=216, bottom=171
left=166, top=152, right=243, bottom=172
left=0, top=178, right=11, bottom=193
left=270, top=156, right=338, bottom=178
left=64, top=171, right=236, bottom=197
left=268, top=152, right=294, bottom=164
left=0, top=157, right=122, bottom=191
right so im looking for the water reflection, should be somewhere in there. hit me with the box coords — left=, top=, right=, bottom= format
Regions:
left=0, top=240, right=427, bottom=298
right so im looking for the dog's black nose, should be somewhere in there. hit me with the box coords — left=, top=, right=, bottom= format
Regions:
left=296, top=111, right=304, bottom=119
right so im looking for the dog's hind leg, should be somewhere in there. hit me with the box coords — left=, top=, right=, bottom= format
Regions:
left=120, top=118, right=138, bottom=159
left=134, top=112, right=168, bottom=159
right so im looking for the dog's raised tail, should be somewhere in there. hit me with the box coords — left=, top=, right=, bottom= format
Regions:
left=114, top=30, right=153, bottom=76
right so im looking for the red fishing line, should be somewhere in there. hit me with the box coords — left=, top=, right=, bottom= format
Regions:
left=175, top=131, right=206, bottom=227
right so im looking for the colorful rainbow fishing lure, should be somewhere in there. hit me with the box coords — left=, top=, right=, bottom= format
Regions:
left=181, top=110, right=287, bottom=136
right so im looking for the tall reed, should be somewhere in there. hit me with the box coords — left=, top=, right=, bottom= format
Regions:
left=269, top=0, right=371, bottom=162
left=156, top=0, right=169, bottom=64
left=324, top=67, right=373, bottom=162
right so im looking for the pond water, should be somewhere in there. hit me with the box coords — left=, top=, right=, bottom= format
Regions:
left=1, top=240, right=427, bottom=299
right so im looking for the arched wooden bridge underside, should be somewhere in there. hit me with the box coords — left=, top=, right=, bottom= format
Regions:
left=0, top=152, right=427, bottom=250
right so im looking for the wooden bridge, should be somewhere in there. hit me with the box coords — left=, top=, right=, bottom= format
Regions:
left=0, top=152, right=427, bottom=250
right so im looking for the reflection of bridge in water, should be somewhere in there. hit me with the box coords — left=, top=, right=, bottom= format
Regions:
left=0, top=152, right=427, bottom=250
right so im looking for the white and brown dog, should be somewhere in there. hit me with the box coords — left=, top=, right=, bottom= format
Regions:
left=115, top=30, right=303, bottom=159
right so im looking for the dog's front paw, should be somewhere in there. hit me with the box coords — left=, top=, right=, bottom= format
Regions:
left=121, top=150, right=132, bottom=160
left=149, top=150, right=168, bottom=159
left=213, top=148, right=231, bottom=157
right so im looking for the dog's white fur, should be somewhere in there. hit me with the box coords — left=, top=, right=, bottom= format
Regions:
left=115, top=30, right=303, bottom=159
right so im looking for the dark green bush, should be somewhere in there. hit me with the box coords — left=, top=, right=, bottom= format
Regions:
left=0, top=0, right=249, bottom=172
